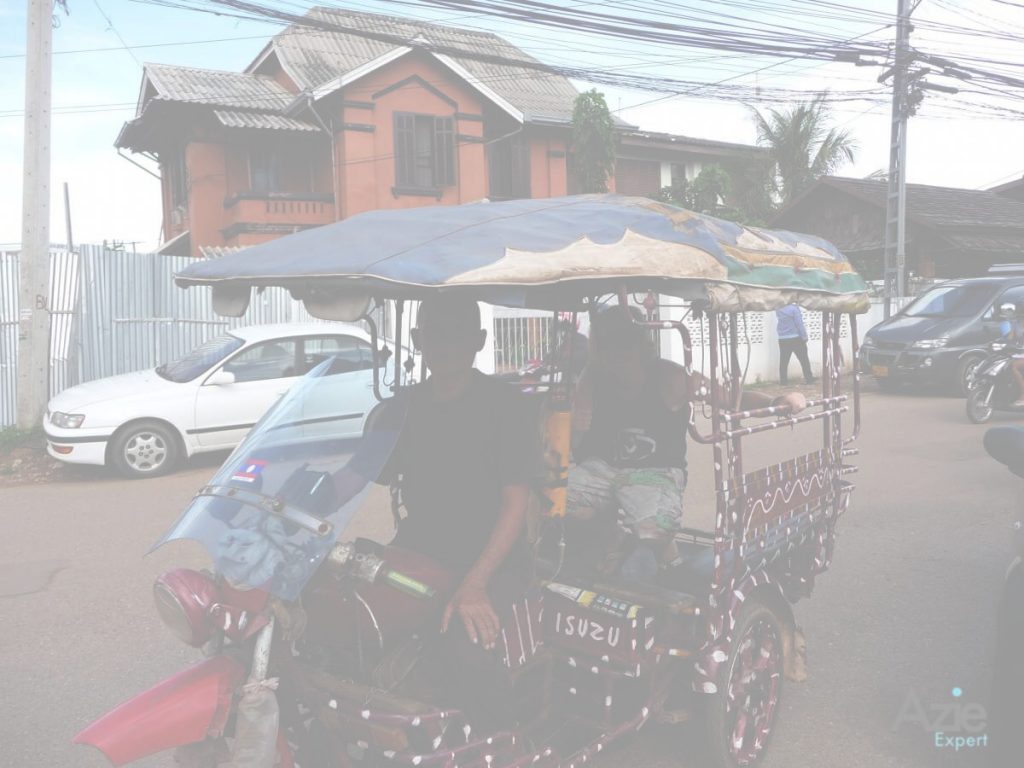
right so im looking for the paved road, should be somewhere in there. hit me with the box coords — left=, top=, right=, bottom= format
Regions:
left=0, top=391, right=1013, bottom=768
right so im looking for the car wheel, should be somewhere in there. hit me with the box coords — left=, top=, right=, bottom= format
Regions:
left=110, top=421, right=180, bottom=478
left=955, top=355, right=985, bottom=397
left=966, top=387, right=994, bottom=424
left=705, top=599, right=785, bottom=768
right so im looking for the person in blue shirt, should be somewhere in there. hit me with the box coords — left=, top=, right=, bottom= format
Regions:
left=775, top=304, right=815, bottom=385
left=997, top=303, right=1024, bottom=406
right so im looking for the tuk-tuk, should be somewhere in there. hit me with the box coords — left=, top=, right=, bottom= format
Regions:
left=74, top=195, right=869, bottom=768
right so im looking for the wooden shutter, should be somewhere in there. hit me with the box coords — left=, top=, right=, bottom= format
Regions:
left=434, top=116, right=455, bottom=187
left=394, top=113, right=416, bottom=187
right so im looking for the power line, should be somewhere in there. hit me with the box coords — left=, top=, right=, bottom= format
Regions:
left=90, top=0, right=142, bottom=66
left=2, top=0, right=1018, bottom=126
left=0, top=34, right=275, bottom=60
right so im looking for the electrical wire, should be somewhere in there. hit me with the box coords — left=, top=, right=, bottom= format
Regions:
left=0, top=34, right=276, bottom=60
left=90, top=0, right=143, bottom=66
left=4, top=0, right=1022, bottom=126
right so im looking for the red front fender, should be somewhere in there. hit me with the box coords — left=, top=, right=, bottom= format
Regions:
left=73, top=655, right=246, bottom=766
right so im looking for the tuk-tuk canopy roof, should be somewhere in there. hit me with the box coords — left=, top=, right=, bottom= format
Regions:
left=175, top=195, right=870, bottom=316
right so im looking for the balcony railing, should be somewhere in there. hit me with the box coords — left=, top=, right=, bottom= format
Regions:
left=223, top=193, right=336, bottom=227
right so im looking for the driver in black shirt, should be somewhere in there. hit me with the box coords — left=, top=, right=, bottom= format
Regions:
left=390, top=296, right=534, bottom=651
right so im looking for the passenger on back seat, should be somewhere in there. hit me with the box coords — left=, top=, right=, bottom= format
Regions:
left=569, top=306, right=808, bottom=583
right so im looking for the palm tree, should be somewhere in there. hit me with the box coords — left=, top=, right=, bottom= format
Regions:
left=753, top=94, right=858, bottom=204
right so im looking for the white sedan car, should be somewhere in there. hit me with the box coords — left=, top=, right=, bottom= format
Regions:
left=44, top=323, right=388, bottom=478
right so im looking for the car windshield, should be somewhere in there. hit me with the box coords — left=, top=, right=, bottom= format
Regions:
left=902, top=284, right=995, bottom=318
left=156, top=334, right=244, bottom=382
left=154, top=358, right=407, bottom=600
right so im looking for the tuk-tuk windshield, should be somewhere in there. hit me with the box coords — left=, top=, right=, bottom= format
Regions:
left=155, top=357, right=407, bottom=600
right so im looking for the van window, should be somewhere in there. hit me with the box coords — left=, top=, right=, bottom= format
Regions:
left=903, top=284, right=995, bottom=318
left=993, top=286, right=1024, bottom=317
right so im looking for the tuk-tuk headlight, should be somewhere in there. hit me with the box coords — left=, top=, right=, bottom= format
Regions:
left=153, top=569, right=220, bottom=648
left=862, top=336, right=875, bottom=347
left=912, top=338, right=949, bottom=349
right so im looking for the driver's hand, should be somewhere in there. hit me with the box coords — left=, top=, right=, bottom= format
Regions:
left=442, top=580, right=500, bottom=650
left=776, top=392, right=808, bottom=414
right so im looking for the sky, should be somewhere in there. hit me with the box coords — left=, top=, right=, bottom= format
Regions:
left=1, top=0, right=1023, bottom=252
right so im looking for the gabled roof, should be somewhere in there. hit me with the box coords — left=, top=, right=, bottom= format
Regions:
left=248, top=6, right=579, bottom=123
left=773, top=176, right=1024, bottom=255
left=118, top=63, right=320, bottom=150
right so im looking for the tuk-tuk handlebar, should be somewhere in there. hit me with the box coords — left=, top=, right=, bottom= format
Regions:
left=687, top=396, right=850, bottom=445
left=722, top=395, right=847, bottom=422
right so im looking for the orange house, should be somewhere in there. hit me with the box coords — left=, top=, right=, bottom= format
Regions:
left=116, top=7, right=579, bottom=257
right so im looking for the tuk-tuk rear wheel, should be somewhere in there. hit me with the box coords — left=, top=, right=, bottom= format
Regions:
left=705, top=599, right=785, bottom=768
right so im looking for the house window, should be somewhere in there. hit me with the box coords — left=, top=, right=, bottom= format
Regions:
left=165, top=150, right=188, bottom=209
left=394, top=113, right=455, bottom=192
left=487, top=132, right=530, bottom=201
left=249, top=147, right=281, bottom=194
left=670, top=162, right=688, bottom=188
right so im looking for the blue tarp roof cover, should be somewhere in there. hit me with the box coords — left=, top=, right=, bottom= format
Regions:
left=176, top=195, right=870, bottom=312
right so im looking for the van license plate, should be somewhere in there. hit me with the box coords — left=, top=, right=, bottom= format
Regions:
left=872, top=365, right=889, bottom=377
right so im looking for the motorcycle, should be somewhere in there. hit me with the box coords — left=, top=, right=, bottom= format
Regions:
left=965, top=341, right=1024, bottom=423
left=981, top=427, right=1024, bottom=766
left=74, top=194, right=868, bottom=768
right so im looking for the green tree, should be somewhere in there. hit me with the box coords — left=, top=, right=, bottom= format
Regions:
left=753, top=93, right=857, bottom=203
left=570, top=90, right=617, bottom=193
left=654, top=162, right=776, bottom=225
left=690, top=164, right=732, bottom=213
left=720, top=159, right=776, bottom=226
left=656, top=164, right=732, bottom=215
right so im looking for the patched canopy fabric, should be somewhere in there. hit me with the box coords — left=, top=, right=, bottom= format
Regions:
left=175, top=195, right=870, bottom=314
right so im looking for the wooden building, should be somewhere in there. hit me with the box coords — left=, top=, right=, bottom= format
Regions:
left=772, top=176, right=1024, bottom=280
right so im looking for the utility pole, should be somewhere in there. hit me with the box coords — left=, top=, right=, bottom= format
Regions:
left=17, top=0, right=53, bottom=430
left=882, top=0, right=912, bottom=319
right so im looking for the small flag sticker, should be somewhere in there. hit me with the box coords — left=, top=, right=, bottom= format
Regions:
left=232, top=459, right=267, bottom=483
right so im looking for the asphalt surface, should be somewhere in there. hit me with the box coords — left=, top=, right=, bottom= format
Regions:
left=0, top=390, right=1016, bottom=768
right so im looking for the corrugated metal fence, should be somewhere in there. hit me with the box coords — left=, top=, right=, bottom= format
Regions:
left=0, top=245, right=917, bottom=428
left=0, top=245, right=325, bottom=428
left=0, top=251, right=19, bottom=427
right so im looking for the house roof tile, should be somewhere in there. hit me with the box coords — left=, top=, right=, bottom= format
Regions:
left=817, top=176, right=1024, bottom=229
left=619, top=128, right=769, bottom=155
left=263, top=7, right=580, bottom=122
left=144, top=62, right=293, bottom=112
left=212, top=109, right=320, bottom=132
left=773, top=175, right=1024, bottom=257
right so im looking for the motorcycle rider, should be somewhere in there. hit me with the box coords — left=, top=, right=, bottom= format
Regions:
left=999, top=303, right=1024, bottom=407
left=391, top=297, right=534, bottom=646
left=569, top=305, right=808, bottom=581
left=373, top=297, right=535, bottom=727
